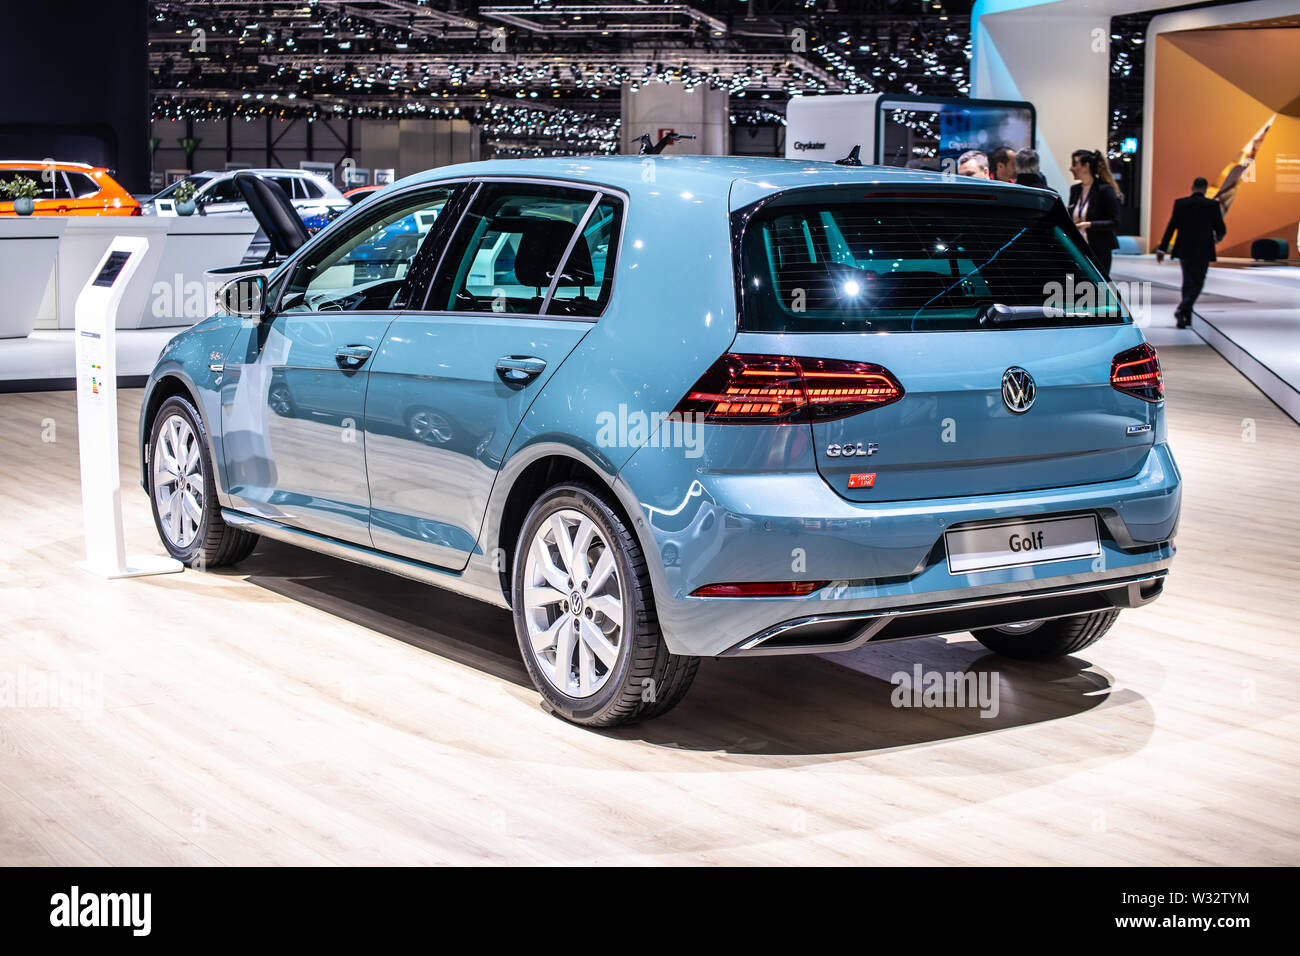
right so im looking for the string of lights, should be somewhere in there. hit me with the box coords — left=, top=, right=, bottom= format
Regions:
left=148, top=1, right=977, bottom=154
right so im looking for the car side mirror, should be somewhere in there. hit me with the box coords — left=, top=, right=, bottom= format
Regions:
left=217, top=273, right=269, bottom=321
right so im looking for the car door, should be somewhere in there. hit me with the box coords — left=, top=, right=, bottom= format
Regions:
left=220, top=183, right=460, bottom=545
left=364, top=180, right=624, bottom=570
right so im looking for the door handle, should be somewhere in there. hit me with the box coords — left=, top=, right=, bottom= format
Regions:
left=496, top=355, right=547, bottom=384
left=335, top=344, right=374, bottom=368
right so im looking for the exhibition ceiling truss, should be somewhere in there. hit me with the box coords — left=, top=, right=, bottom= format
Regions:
left=148, top=0, right=975, bottom=154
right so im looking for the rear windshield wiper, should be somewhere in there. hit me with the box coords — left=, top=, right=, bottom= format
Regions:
left=978, top=303, right=1097, bottom=326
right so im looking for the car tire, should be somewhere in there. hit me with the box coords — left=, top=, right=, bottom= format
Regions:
left=511, top=482, right=698, bottom=727
left=148, top=394, right=258, bottom=569
left=971, top=608, right=1120, bottom=661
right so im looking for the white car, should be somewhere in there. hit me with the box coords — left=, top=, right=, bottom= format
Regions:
left=144, top=168, right=349, bottom=218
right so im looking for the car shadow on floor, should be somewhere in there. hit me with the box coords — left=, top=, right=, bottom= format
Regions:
left=227, top=539, right=1151, bottom=759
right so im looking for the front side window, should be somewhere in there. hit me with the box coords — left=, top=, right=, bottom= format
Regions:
left=279, top=186, right=455, bottom=314
left=155, top=174, right=212, bottom=200
left=203, top=177, right=242, bottom=204
left=429, top=182, right=618, bottom=317
left=740, top=196, right=1124, bottom=333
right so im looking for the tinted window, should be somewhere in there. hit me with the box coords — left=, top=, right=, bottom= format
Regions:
left=740, top=198, right=1123, bottom=332
left=202, top=177, right=242, bottom=204
left=65, top=172, right=101, bottom=199
left=429, top=183, right=596, bottom=316
left=545, top=197, right=622, bottom=318
left=279, top=186, right=455, bottom=313
left=0, top=169, right=55, bottom=199
left=298, top=178, right=325, bottom=199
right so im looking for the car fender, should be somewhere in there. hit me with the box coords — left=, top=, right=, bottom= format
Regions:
left=138, top=314, right=246, bottom=505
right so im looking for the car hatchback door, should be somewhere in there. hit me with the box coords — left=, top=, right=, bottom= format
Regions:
left=220, top=183, right=460, bottom=545
left=364, top=180, right=624, bottom=570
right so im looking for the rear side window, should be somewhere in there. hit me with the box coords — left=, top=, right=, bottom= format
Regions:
left=65, top=172, right=101, bottom=198
left=429, top=182, right=619, bottom=318
left=740, top=198, right=1123, bottom=332
left=546, top=196, right=622, bottom=318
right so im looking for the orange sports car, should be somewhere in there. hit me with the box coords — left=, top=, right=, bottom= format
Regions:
left=0, top=161, right=141, bottom=216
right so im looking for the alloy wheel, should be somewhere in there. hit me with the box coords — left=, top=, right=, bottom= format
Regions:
left=522, top=509, right=624, bottom=698
left=992, top=620, right=1045, bottom=635
left=152, top=413, right=204, bottom=549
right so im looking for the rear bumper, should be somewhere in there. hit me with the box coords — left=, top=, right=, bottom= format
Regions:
left=724, top=571, right=1165, bottom=656
left=617, top=441, right=1180, bottom=658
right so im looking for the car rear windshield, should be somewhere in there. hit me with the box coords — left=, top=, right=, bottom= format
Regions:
left=739, top=197, right=1125, bottom=332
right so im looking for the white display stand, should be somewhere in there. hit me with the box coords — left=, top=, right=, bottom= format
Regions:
left=74, top=238, right=183, bottom=579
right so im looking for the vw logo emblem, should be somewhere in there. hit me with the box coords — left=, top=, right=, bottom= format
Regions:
left=1001, top=367, right=1036, bottom=414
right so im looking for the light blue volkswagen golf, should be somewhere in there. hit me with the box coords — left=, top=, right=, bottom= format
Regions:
left=139, top=156, right=1180, bottom=726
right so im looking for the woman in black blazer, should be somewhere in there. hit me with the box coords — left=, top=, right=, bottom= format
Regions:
left=1067, top=149, right=1123, bottom=276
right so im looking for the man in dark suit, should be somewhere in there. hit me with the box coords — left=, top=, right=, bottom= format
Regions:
left=1156, top=177, right=1227, bottom=328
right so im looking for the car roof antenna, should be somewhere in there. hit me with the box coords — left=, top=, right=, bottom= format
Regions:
left=638, top=131, right=697, bottom=155
left=835, top=145, right=864, bottom=167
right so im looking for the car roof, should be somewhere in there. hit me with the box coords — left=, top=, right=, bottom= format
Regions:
left=193, top=168, right=320, bottom=178
left=0, top=160, right=103, bottom=171
left=399, top=154, right=1036, bottom=209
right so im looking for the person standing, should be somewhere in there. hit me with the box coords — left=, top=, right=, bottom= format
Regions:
left=989, top=146, right=1018, bottom=182
left=1067, top=148, right=1123, bottom=276
left=1014, top=148, right=1049, bottom=189
left=957, top=150, right=990, bottom=178
left=1156, top=176, right=1227, bottom=328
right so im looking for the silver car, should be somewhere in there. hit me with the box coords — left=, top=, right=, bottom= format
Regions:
left=144, top=168, right=349, bottom=218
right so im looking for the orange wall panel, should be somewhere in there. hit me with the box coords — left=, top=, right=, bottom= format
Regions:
left=1150, top=29, right=1300, bottom=258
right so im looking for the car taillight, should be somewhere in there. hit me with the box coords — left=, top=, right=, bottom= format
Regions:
left=1111, top=343, right=1163, bottom=402
left=130, top=206, right=142, bottom=216
left=692, top=581, right=829, bottom=597
left=672, top=353, right=903, bottom=424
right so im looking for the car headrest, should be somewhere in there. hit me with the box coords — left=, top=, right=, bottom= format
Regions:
left=555, top=233, right=595, bottom=288
left=233, top=172, right=310, bottom=258
left=495, top=217, right=585, bottom=289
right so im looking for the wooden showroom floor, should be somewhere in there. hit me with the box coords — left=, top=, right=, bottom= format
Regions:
left=1, top=345, right=1297, bottom=865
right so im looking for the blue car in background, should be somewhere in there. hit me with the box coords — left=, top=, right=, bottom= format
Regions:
left=138, top=156, right=1180, bottom=727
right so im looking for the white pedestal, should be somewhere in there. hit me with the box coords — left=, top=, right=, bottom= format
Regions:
left=74, top=237, right=185, bottom=580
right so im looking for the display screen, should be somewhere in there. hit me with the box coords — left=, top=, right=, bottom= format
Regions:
left=92, top=251, right=132, bottom=288
left=875, top=96, right=1036, bottom=171
left=938, top=105, right=1035, bottom=160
